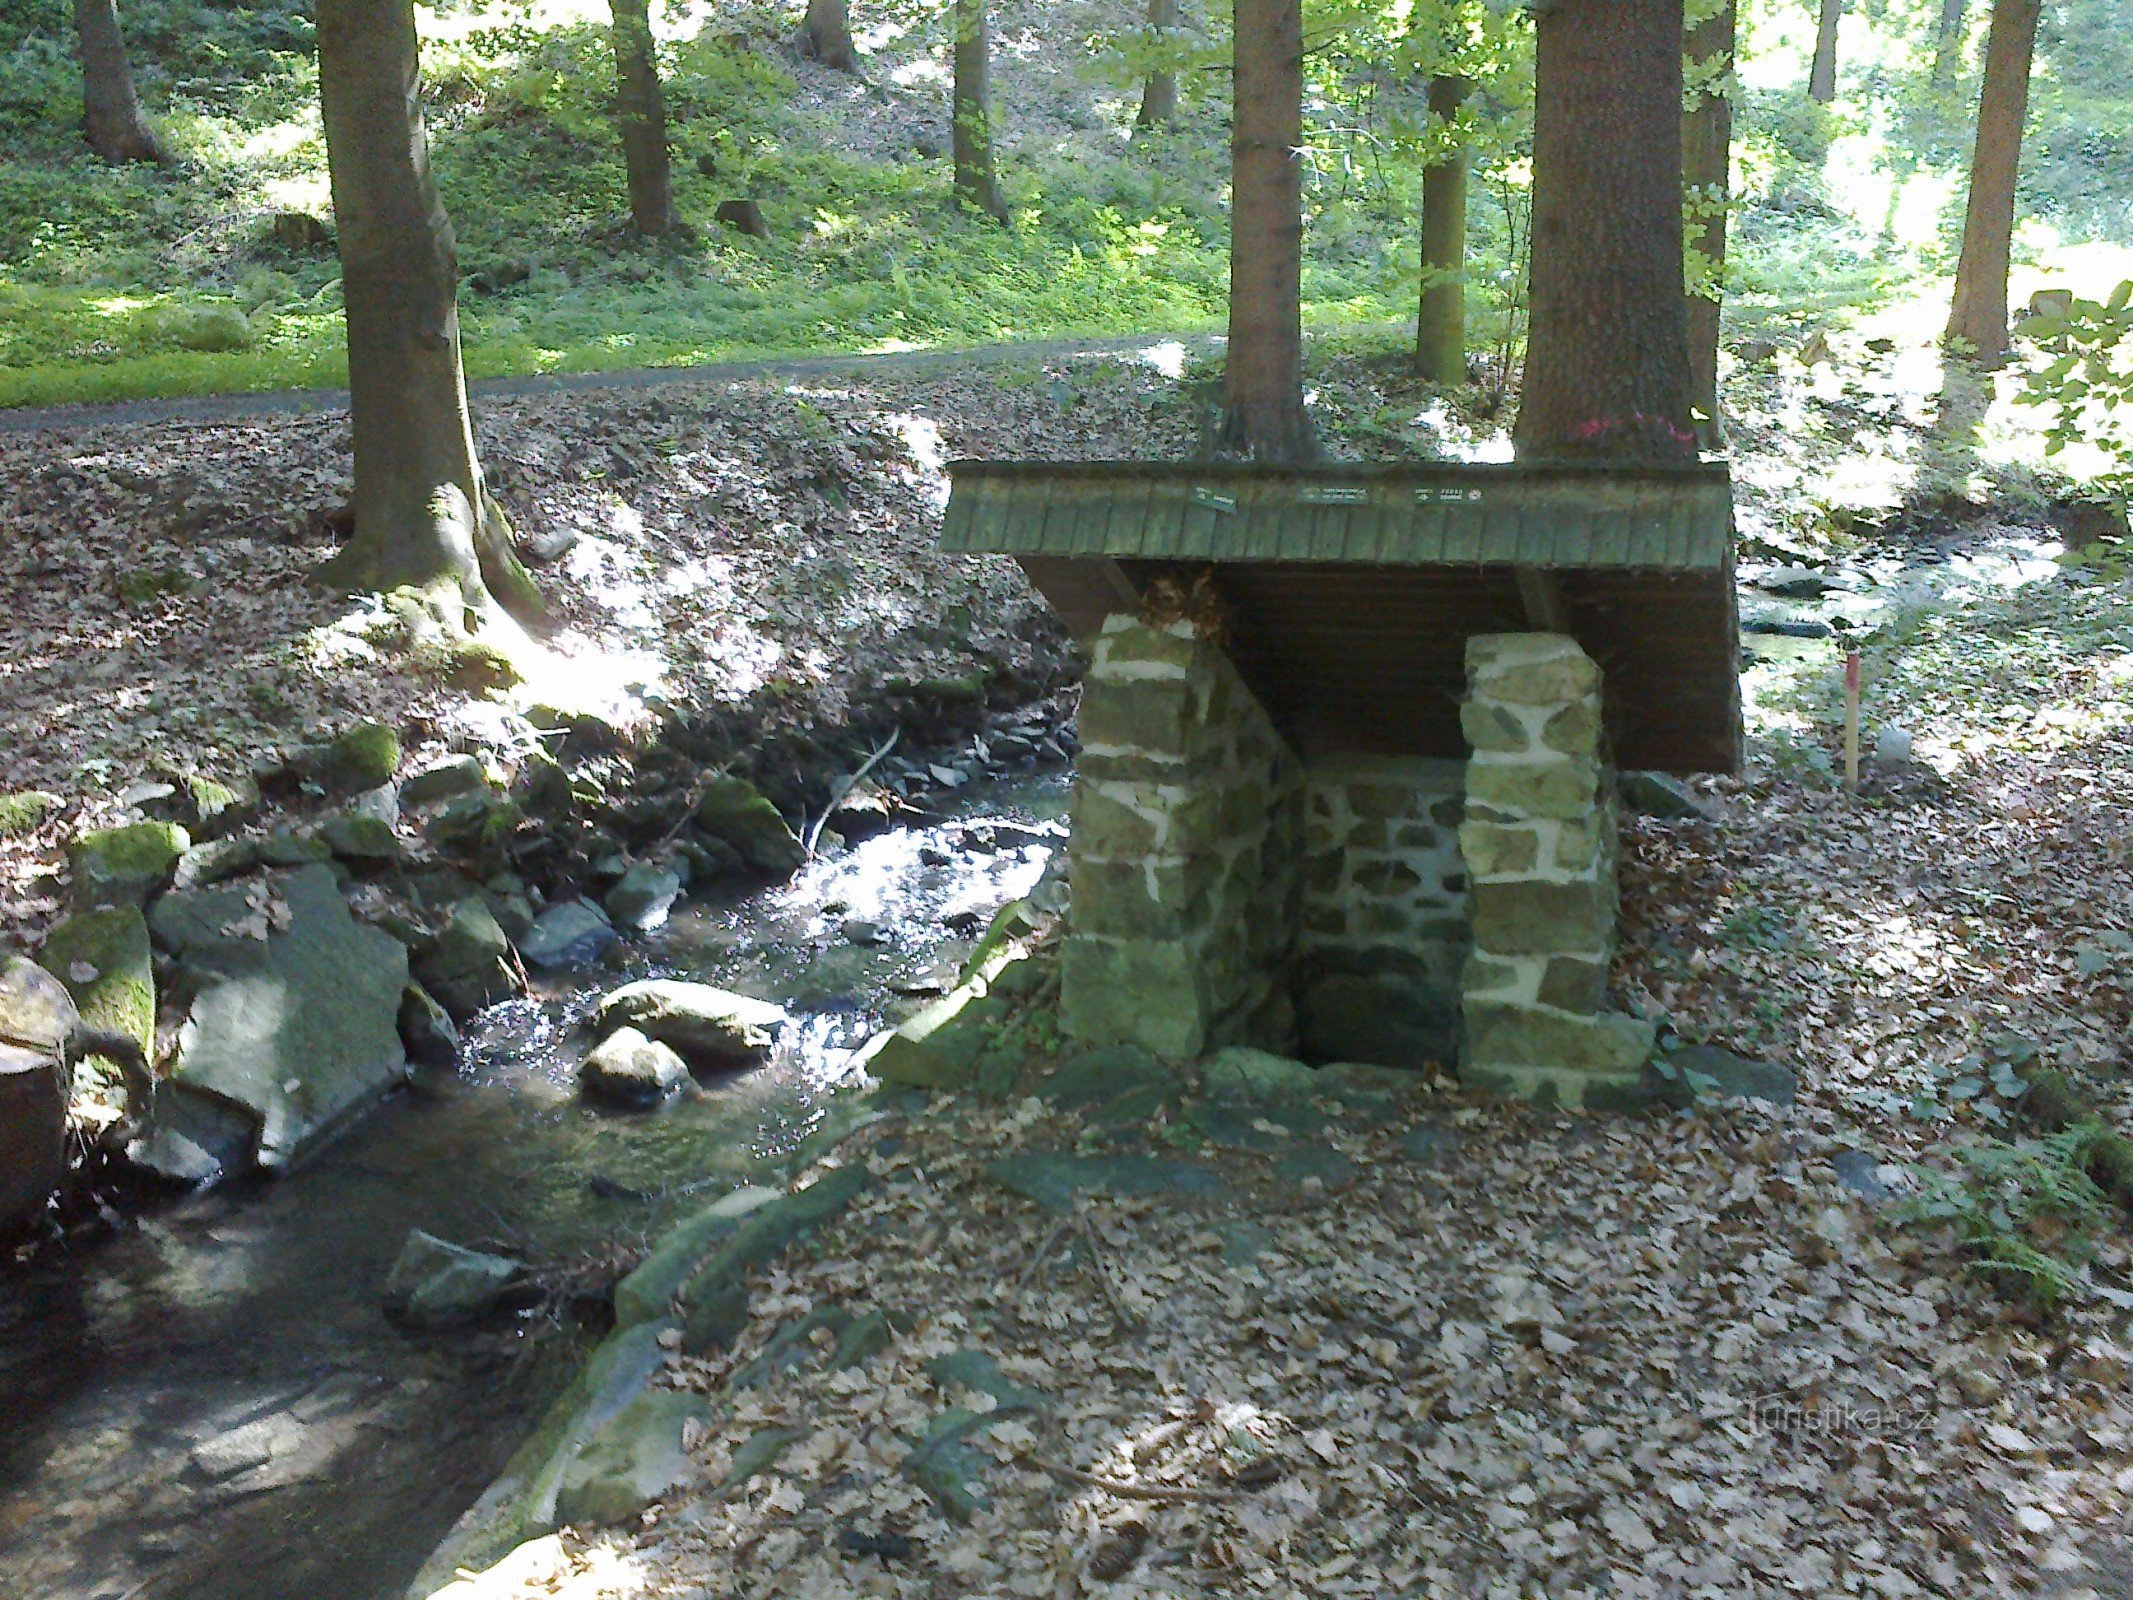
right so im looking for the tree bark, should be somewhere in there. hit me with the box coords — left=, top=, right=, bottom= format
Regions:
left=1932, top=0, right=1967, bottom=83
left=1219, top=0, right=1310, bottom=459
left=1135, top=0, right=1178, bottom=131
left=803, top=0, right=857, bottom=72
left=1416, top=75, right=1471, bottom=386
left=74, top=0, right=162, bottom=165
left=1683, top=0, right=1735, bottom=448
left=1944, top=0, right=2040, bottom=369
left=609, top=0, right=676, bottom=236
left=1514, top=0, right=1694, bottom=463
left=316, top=0, right=540, bottom=625
left=1808, top=0, right=1842, bottom=104
left=952, top=0, right=1010, bottom=222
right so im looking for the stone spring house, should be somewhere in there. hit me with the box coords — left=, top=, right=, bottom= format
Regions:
left=941, top=461, right=1741, bottom=1108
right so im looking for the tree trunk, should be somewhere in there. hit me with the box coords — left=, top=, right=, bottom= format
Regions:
left=1219, top=0, right=1310, bottom=459
left=1944, top=0, right=2040, bottom=369
left=1135, top=0, right=1178, bottom=131
left=74, top=0, right=162, bottom=165
left=1932, top=0, right=1967, bottom=83
left=952, top=0, right=1010, bottom=223
left=803, top=0, right=857, bottom=72
left=1683, top=0, right=1735, bottom=448
left=1514, top=0, right=1694, bottom=463
left=1416, top=75, right=1471, bottom=386
left=609, top=0, right=676, bottom=236
left=1808, top=0, right=1841, bottom=104
left=316, top=0, right=540, bottom=626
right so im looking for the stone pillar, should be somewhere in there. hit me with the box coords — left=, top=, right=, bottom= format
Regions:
left=1458, top=634, right=1654, bottom=1108
left=1059, top=617, right=1301, bottom=1059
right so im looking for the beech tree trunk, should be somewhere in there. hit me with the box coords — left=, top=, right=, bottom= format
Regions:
left=1944, top=0, right=2040, bottom=369
left=74, top=0, right=161, bottom=165
left=803, top=0, right=857, bottom=72
left=1135, top=0, right=1178, bottom=131
left=1416, top=75, right=1471, bottom=386
left=316, top=0, right=540, bottom=625
left=1932, top=0, right=1967, bottom=83
left=1808, top=0, right=1842, bottom=104
left=1219, top=0, right=1310, bottom=458
left=609, top=0, right=676, bottom=235
left=1514, top=0, right=1694, bottom=463
left=1683, top=0, right=1735, bottom=448
left=952, top=0, right=1010, bottom=222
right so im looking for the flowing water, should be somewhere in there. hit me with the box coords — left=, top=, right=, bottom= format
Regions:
left=0, top=777, right=1065, bottom=1600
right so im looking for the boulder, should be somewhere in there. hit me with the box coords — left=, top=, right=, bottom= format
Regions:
left=1618, top=771, right=1716, bottom=822
left=863, top=985, right=1008, bottom=1090
left=579, top=1027, right=690, bottom=1106
left=553, top=1388, right=711, bottom=1527
left=402, top=755, right=487, bottom=808
left=37, top=906, right=154, bottom=1107
left=591, top=980, right=786, bottom=1068
left=383, top=1229, right=526, bottom=1328
left=400, top=982, right=460, bottom=1071
left=415, top=899, right=517, bottom=1020
left=1201, top=1046, right=1319, bottom=1104
left=0, top=959, right=78, bottom=1231
left=520, top=900, right=616, bottom=970
left=321, top=722, right=401, bottom=794
left=693, top=777, right=804, bottom=877
left=146, top=863, right=409, bottom=1170
left=604, top=863, right=683, bottom=932
left=171, top=836, right=261, bottom=891
left=320, top=813, right=402, bottom=864
left=70, top=821, right=189, bottom=909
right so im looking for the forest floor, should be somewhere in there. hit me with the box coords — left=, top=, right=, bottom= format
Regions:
left=9, top=325, right=2133, bottom=1595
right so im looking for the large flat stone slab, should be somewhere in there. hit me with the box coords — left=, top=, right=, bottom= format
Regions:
left=152, top=863, right=409, bottom=1170
left=986, top=1151, right=1227, bottom=1212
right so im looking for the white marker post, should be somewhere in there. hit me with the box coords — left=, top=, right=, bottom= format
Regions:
left=1844, top=650, right=1861, bottom=793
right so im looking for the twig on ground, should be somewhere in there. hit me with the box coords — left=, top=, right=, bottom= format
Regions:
left=1035, top=1459, right=1240, bottom=1504
left=1013, top=1215, right=1072, bottom=1293
left=803, top=728, right=901, bottom=858
left=1075, top=1210, right=1140, bottom=1329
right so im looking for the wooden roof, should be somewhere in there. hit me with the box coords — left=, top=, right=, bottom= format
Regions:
left=944, top=460, right=1742, bottom=776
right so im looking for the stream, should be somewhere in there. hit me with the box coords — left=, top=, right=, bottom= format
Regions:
left=0, top=776, right=1066, bottom=1600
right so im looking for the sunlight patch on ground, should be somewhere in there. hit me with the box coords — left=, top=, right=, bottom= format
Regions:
left=891, top=58, right=950, bottom=90
left=1139, top=338, right=1188, bottom=380
left=510, top=631, right=669, bottom=727
left=563, top=531, right=661, bottom=631
left=428, top=1532, right=653, bottom=1599
left=884, top=411, right=952, bottom=512
left=1408, top=399, right=1513, bottom=463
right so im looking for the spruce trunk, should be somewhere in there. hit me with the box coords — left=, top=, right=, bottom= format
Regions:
left=1514, top=0, right=1694, bottom=463
left=952, top=0, right=1010, bottom=223
left=1944, top=0, right=2039, bottom=369
left=1416, top=75, right=1471, bottom=386
left=610, top=0, right=676, bottom=236
left=74, top=0, right=161, bottom=165
left=1219, top=0, right=1310, bottom=459
left=1808, top=0, right=1842, bottom=104
left=1135, top=0, right=1178, bottom=131
left=804, top=0, right=857, bottom=72
left=316, top=0, right=540, bottom=623
left=1683, top=1, right=1735, bottom=448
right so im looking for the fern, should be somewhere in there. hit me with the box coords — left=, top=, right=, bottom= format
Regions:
left=1902, top=1126, right=2111, bottom=1310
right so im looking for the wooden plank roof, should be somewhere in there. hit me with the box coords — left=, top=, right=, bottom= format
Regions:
left=942, top=460, right=1733, bottom=570
left=943, top=460, right=1743, bottom=775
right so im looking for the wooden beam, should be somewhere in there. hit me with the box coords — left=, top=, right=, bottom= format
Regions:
left=1017, top=555, right=1140, bottom=640
left=1513, top=565, right=1571, bottom=632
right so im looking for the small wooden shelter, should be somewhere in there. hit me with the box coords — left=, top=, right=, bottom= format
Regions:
left=942, top=459, right=1742, bottom=774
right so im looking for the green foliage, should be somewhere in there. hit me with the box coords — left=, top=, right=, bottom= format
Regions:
left=1901, top=1127, right=2113, bottom=1310
left=2020, top=280, right=2133, bottom=564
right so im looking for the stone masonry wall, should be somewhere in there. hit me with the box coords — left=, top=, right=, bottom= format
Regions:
left=1458, top=634, right=1655, bottom=1107
left=1296, top=757, right=1467, bottom=1067
left=1059, top=617, right=1302, bottom=1059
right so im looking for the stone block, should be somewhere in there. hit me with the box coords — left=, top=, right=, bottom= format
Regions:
left=1059, top=937, right=1208, bottom=1059
left=1459, top=820, right=1539, bottom=878
left=1461, top=955, right=1524, bottom=996
left=1537, top=955, right=1609, bottom=1014
left=868, top=989, right=1009, bottom=1090
left=1466, top=758, right=1600, bottom=821
left=1464, top=1002, right=1654, bottom=1077
left=1095, top=621, right=1198, bottom=673
left=1554, top=816, right=1605, bottom=871
left=1540, top=699, right=1602, bottom=757
left=1460, top=701, right=1531, bottom=753
left=1470, top=879, right=1607, bottom=955
left=1078, top=677, right=1192, bottom=753
left=1467, top=635, right=1602, bottom=704
left=1071, top=786, right=1160, bottom=858
left=1347, top=783, right=1420, bottom=821
left=1351, top=858, right=1422, bottom=896
left=1069, top=857, right=1209, bottom=940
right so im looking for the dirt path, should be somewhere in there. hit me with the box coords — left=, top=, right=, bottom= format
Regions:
left=0, top=332, right=1226, bottom=436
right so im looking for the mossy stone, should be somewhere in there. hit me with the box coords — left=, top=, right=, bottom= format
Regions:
left=324, top=723, right=401, bottom=794
left=71, top=821, right=189, bottom=908
left=38, top=906, right=154, bottom=1094
left=692, top=777, right=803, bottom=876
